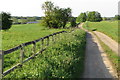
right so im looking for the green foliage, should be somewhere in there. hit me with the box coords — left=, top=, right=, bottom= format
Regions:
left=12, top=17, right=19, bottom=24
left=42, top=1, right=72, bottom=28
left=4, top=29, right=86, bottom=78
left=114, top=15, right=120, bottom=20
left=70, top=17, right=76, bottom=27
left=1, top=12, right=12, bottom=30
left=27, top=17, right=36, bottom=22
left=65, top=22, right=71, bottom=28
left=19, top=18, right=28, bottom=24
left=12, top=16, right=41, bottom=24
left=77, top=11, right=102, bottom=22
left=87, top=11, right=102, bottom=22
left=102, top=17, right=108, bottom=21
left=77, top=13, right=87, bottom=22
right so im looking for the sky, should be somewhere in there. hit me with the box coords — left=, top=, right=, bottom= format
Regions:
left=0, top=0, right=119, bottom=17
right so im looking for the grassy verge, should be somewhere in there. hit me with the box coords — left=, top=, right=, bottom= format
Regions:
left=97, top=35, right=120, bottom=77
left=4, top=29, right=86, bottom=78
left=83, top=21, right=118, bottom=43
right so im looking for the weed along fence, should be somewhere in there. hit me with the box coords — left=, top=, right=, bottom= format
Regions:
left=0, top=30, right=76, bottom=79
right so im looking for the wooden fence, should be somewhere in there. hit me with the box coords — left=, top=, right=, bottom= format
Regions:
left=0, top=30, right=73, bottom=79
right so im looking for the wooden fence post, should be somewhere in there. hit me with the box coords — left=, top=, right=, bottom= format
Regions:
left=52, top=35, right=54, bottom=43
left=0, top=50, right=4, bottom=79
left=32, top=41, right=36, bottom=54
left=54, top=35, right=56, bottom=43
left=47, top=37, right=49, bottom=46
left=59, top=33, right=60, bottom=40
left=41, top=39, right=44, bottom=50
left=56, top=34, right=58, bottom=42
left=20, top=44, right=24, bottom=66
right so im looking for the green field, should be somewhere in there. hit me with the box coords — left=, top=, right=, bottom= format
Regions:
left=4, top=29, right=86, bottom=78
left=83, top=21, right=118, bottom=43
left=2, top=24, right=67, bottom=50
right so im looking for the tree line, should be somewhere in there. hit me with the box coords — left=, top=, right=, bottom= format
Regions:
left=77, top=12, right=120, bottom=23
left=12, top=16, right=41, bottom=24
left=41, top=1, right=76, bottom=28
left=76, top=11, right=102, bottom=22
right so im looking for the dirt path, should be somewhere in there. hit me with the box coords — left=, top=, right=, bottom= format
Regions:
left=80, top=23, right=119, bottom=56
left=93, top=31, right=119, bottom=56
left=78, top=24, right=118, bottom=78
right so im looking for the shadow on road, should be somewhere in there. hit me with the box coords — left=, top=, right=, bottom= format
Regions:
left=84, top=32, right=113, bottom=78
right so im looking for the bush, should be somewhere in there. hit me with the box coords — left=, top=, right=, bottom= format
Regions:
left=1, top=12, right=12, bottom=30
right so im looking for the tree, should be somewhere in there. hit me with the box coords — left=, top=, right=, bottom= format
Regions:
left=42, top=1, right=72, bottom=28
left=61, top=8, right=72, bottom=28
left=77, top=13, right=87, bottom=22
left=42, top=1, right=54, bottom=28
left=95, top=12, right=102, bottom=21
left=87, top=11, right=96, bottom=22
left=102, top=17, right=107, bottom=21
left=70, top=17, right=76, bottom=27
left=1, top=12, right=12, bottom=30
left=87, top=11, right=102, bottom=22
left=27, top=17, right=36, bottom=22
left=114, top=15, right=120, bottom=20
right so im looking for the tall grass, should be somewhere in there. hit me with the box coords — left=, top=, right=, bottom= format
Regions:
left=4, top=29, right=86, bottom=78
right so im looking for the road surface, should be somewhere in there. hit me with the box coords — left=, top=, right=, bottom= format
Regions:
left=78, top=24, right=118, bottom=78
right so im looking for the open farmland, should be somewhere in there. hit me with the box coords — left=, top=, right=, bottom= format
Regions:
left=83, top=21, right=118, bottom=43
left=2, top=24, right=67, bottom=50
left=0, top=0, right=119, bottom=78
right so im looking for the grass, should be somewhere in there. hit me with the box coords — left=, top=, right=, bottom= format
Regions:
left=2, top=24, right=67, bottom=50
left=83, top=21, right=118, bottom=43
left=2, top=23, right=69, bottom=73
left=4, top=29, right=86, bottom=78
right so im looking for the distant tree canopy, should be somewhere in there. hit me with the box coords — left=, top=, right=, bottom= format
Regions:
left=87, top=11, right=102, bottom=22
left=0, top=12, right=12, bottom=30
left=77, top=11, right=102, bottom=22
left=12, top=16, right=41, bottom=24
left=42, top=1, right=72, bottom=28
left=114, top=15, right=120, bottom=20
left=77, top=13, right=87, bottom=22
left=12, top=17, right=19, bottom=24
